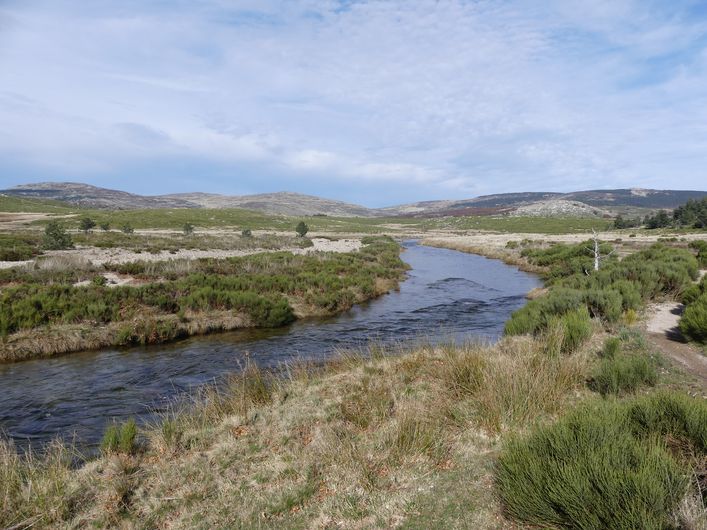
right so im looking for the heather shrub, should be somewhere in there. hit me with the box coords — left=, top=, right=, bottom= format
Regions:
left=679, top=293, right=707, bottom=344
left=601, top=337, right=621, bottom=359
left=589, top=354, right=658, bottom=396
left=497, top=393, right=706, bottom=529
left=559, top=307, right=593, bottom=354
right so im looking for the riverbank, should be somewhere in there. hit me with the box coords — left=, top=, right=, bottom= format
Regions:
left=0, top=237, right=406, bottom=363
left=2, top=238, right=706, bottom=529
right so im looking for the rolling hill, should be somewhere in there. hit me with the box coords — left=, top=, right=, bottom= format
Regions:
left=381, top=188, right=707, bottom=217
left=2, top=182, right=705, bottom=218
left=2, top=183, right=379, bottom=217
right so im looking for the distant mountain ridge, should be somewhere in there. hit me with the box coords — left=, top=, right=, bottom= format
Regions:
left=3, top=182, right=377, bottom=217
left=382, top=188, right=707, bottom=217
left=6, top=182, right=195, bottom=210
left=2, top=182, right=706, bottom=218
left=162, top=191, right=375, bottom=217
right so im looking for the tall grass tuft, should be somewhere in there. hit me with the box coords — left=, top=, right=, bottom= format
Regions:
left=0, top=439, right=83, bottom=528
left=436, top=342, right=486, bottom=397
left=339, top=375, right=395, bottom=429
left=473, top=338, right=587, bottom=432
left=101, top=418, right=138, bottom=455
left=388, top=409, right=444, bottom=462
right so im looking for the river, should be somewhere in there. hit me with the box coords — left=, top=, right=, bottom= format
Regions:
left=0, top=241, right=540, bottom=449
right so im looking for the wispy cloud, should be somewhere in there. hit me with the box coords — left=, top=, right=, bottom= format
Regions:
left=1, top=0, right=706, bottom=205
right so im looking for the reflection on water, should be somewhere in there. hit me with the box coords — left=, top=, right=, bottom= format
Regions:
left=0, top=241, right=540, bottom=448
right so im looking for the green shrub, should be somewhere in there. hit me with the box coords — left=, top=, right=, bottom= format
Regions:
left=626, top=392, right=707, bottom=452
left=681, top=284, right=702, bottom=305
left=504, top=288, right=585, bottom=336
left=679, top=293, right=707, bottom=344
left=689, top=240, right=707, bottom=267
left=503, top=306, right=538, bottom=335
left=42, top=221, right=72, bottom=250
left=241, top=228, right=252, bottom=238
left=101, top=418, right=137, bottom=454
left=78, top=217, right=96, bottom=233
left=583, top=288, right=623, bottom=322
left=182, top=223, right=194, bottom=235
left=295, top=221, right=309, bottom=237
left=589, top=354, right=657, bottom=396
left=507, top=244, right=699, bottom=339
left=611, top=280, right=642, bottom=311
left=496, top=393, right=707, bottom=529
left=601, top=337, right=621, bottom=359
left=0, top=234, right=41, bottom=261
left=559, top=307, right=593, bottom=354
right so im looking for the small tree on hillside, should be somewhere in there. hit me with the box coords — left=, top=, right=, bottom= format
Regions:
left=43, top=221, right=73, bottom=250
left=296, top=221, right=309, bottom=238
left=121, top=223, right=134, bottom=234
left=79, top=217, right=96, bottom=234
left=644, top=210, right=671, bottom=229
left=241, top=228, right=252, bottom=238
left=99, top=222, right=110, bottom=231
left=183, top=222, right=195, bottom=235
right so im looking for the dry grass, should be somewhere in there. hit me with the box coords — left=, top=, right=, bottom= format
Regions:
left=35, top=254, right=93, bottom=271
left=0, top=311, right=251, bottom=362
left=0, top=333, right=597, bottom=528
left=421, top=239, right=547, bottom=274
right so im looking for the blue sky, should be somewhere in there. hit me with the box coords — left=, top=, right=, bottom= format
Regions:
left=1, top=0, right=707, bottom=206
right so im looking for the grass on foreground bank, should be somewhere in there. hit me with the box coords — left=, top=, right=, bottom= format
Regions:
left=0, top=237, right=406, bottom=361
left=1, top=327, right=704, bottom=529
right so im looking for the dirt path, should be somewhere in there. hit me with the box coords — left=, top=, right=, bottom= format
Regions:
left=644, top=302, right=707, bottom=388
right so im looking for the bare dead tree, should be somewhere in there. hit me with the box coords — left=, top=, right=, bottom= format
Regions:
left=585, top=229, right=615, bottom=272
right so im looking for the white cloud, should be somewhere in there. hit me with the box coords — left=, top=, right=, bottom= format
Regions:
left=1, top=0, right=707, bottom=202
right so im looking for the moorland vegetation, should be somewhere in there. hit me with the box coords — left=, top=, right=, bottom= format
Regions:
left=1, top=237, right=705, bottom=529
left=0, top=236, right=406, bottom=361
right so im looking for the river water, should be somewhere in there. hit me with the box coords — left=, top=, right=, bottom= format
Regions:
left=0, top=242, right=540, bottom=449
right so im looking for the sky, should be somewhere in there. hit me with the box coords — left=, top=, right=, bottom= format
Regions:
left=1, top=0, right=707, bottom=207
